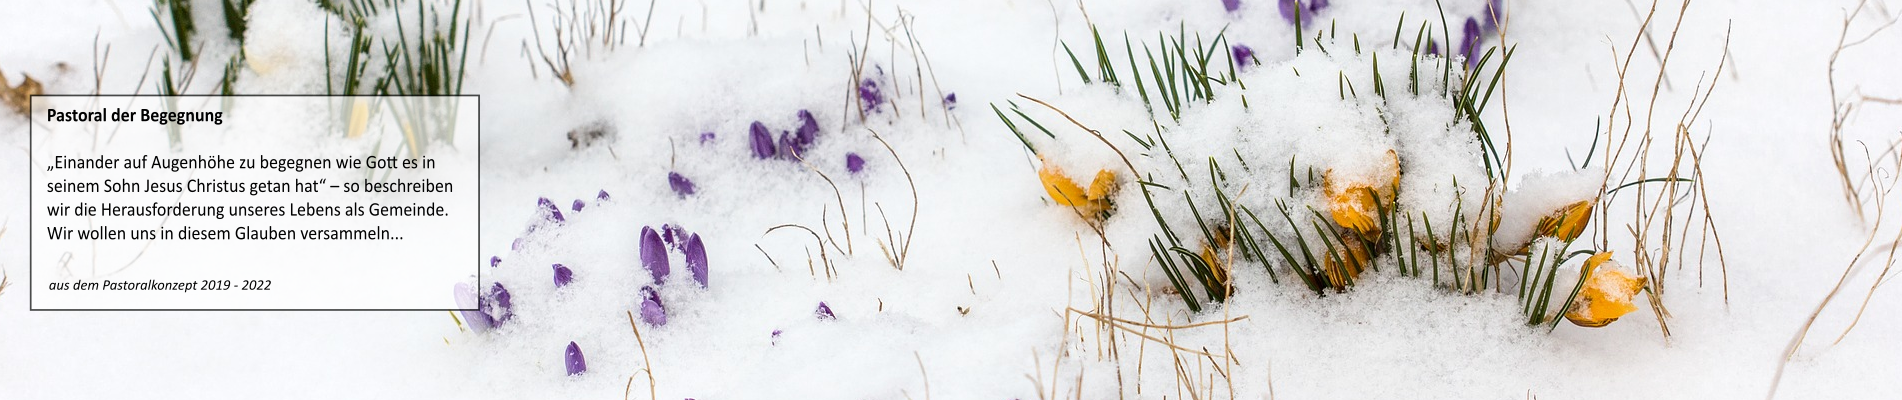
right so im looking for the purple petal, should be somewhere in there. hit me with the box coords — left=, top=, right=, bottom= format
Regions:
left=815, top=302, right=835, bottom=320
left=1277, top=0, right=1326, bottom=25
left=537, top=197, right=566, bottom=223
left=1222, top=0, right=1240, bottom=13
left=793, top=110, right=819, bottom=152
left=1230, top=44, right=1256, bottom=70
left=572, top=199, right=585, bottom=212
left=858, top=79, right=883, bottom=112
left=484, top=283, right=514, bottom=326
left=669, top=172, right=697, bottom=197
left=662, top=224, right=686, bottom=250
left=750, top=121, right=776, bottom=159
left=771, top=329, right=783, bottom=345
left=943, top=93, right=957, bottom=109
left=640, top=287, right=668, bottom=326
left=685, top=234, right=708, bottom=288
left=597, top=190, right=611, bottom=201
left=490, top=256, right=501, bottom=268
left=699, top=131, right=717, bottom=144
left=455, top=283, right=494, bottom=332
left=641, top=226, right=670, bottom=284
left=553, top=263, right=574, bottom=287
left=565, top=341, right=587, bottom=375
left=1461, top=17, right=1483, bottom=67
left=846, top=153, right=865, bottom=174
left=776, top=129, right=798, bottom=158
left=1426, top=39, right=1440, bottom=56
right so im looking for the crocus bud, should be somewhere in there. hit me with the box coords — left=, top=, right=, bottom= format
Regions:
left=454, top=282, right=494, bottom=332
left=750, top=121, right=776, bottom=159
left=537, top=197, right=564, bottom=222
left=1460, top=17, right=1483, bottom=68
left=858, top=79, right=884, bottom=112
left=662, top=224, right=686, bottom=250
left=669, top=172, right=697, bottom=197
left=1277, top=0, right=1328, bottom=25
left=685, top=233, right=708, bottom=288
left=943, top=93, right=957, bottom=110
left=490, top=256, right=501, bottom=268
left=484, top=283, right=514, bottom=326
left=815, top=302, right=835, bottom=320
left=792, top=110, right=819, bottom=153
left=1231, top=44, right=1256, bottom=70
left=597, top=190, right=611, bottom=201
left=565, top=341, right=587, bottom=375
left=846, top=153, right=865, bottom=174
left=1222, top=0, right=1241, bottom=13
left=572, top=199, right=585, bottom=212
left=1565, top=253, right=1647, bottom=327
left=640, top=287, right=668, bottom=326
left=641, top=226, right=670, bottom=284
left=553, top=263, right=574, bottom=287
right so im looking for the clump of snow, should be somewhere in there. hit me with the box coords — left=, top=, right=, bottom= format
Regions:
left=1496, top=168, right=1605, bottom=250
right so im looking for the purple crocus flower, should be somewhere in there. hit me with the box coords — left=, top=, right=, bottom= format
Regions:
left=597, top=190, right=611, bottom=201
left=771, top=329, right=783, bottom=345
left=454, top=283, right=495, bottom=332
left=1231, top=44, right=1256, bottom=70
left=815, top=302, right=835, bottom=320
left=750, top=121, right=776, bottom=159
left=858, top=79, right=883, bottom=112
left=661, top=224, right=686, bottom=249
left=490, top=256, right=501, bottom=268
left=1277, top=0, right=1328, bottom=25
left=845, top=153, right=865, bottom=174
left=699, top=131, right=716, bottom=144
left=553, top=263, right=574, bottom=287
left=668, top=172, right=697, bottom=197
left=1426, top=39, right=1440, bottom=56
left=1460, top=17, right=1483, bottom=68
left=640, top=226, right=670, bottom=284
left=684, top=233, right=708, bottom=288
left=943, top=93, right=957, bottom=110
left=536, top=197, right=565, bottom=222
left=1222, top=0, right=1241, bottom=13
left=512, top=237, right=526, bottom=251
left=640, top=287, right=668, bottom=326
left=565, top=341, right=587, bottom=375
left=572, top=199, right=585, bottom=212
left=484, top=282, right=514, bottom=326
left=791, top=110, right=819, bottom=154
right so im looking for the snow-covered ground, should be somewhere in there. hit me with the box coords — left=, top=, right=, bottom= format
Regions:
left=3, top=0, right=1900, bottom=399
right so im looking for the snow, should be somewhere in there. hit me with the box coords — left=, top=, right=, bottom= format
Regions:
left=4, top=0, right=1901, bottom=399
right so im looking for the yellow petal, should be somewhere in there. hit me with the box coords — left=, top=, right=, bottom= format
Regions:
left=1535, top=200, right=1593, bottom=242
left=1323, top=150, right=1402, bottom=239
left=1326, top=186, right=1381, bottom=237
left=1037, top=158, right=1115, bottom=222
left=1565, top=252, right=1647, bottom=327
left=1086, top=169, right=1118, bottom=200
left=1322, top=232, right=1369, bottom=288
